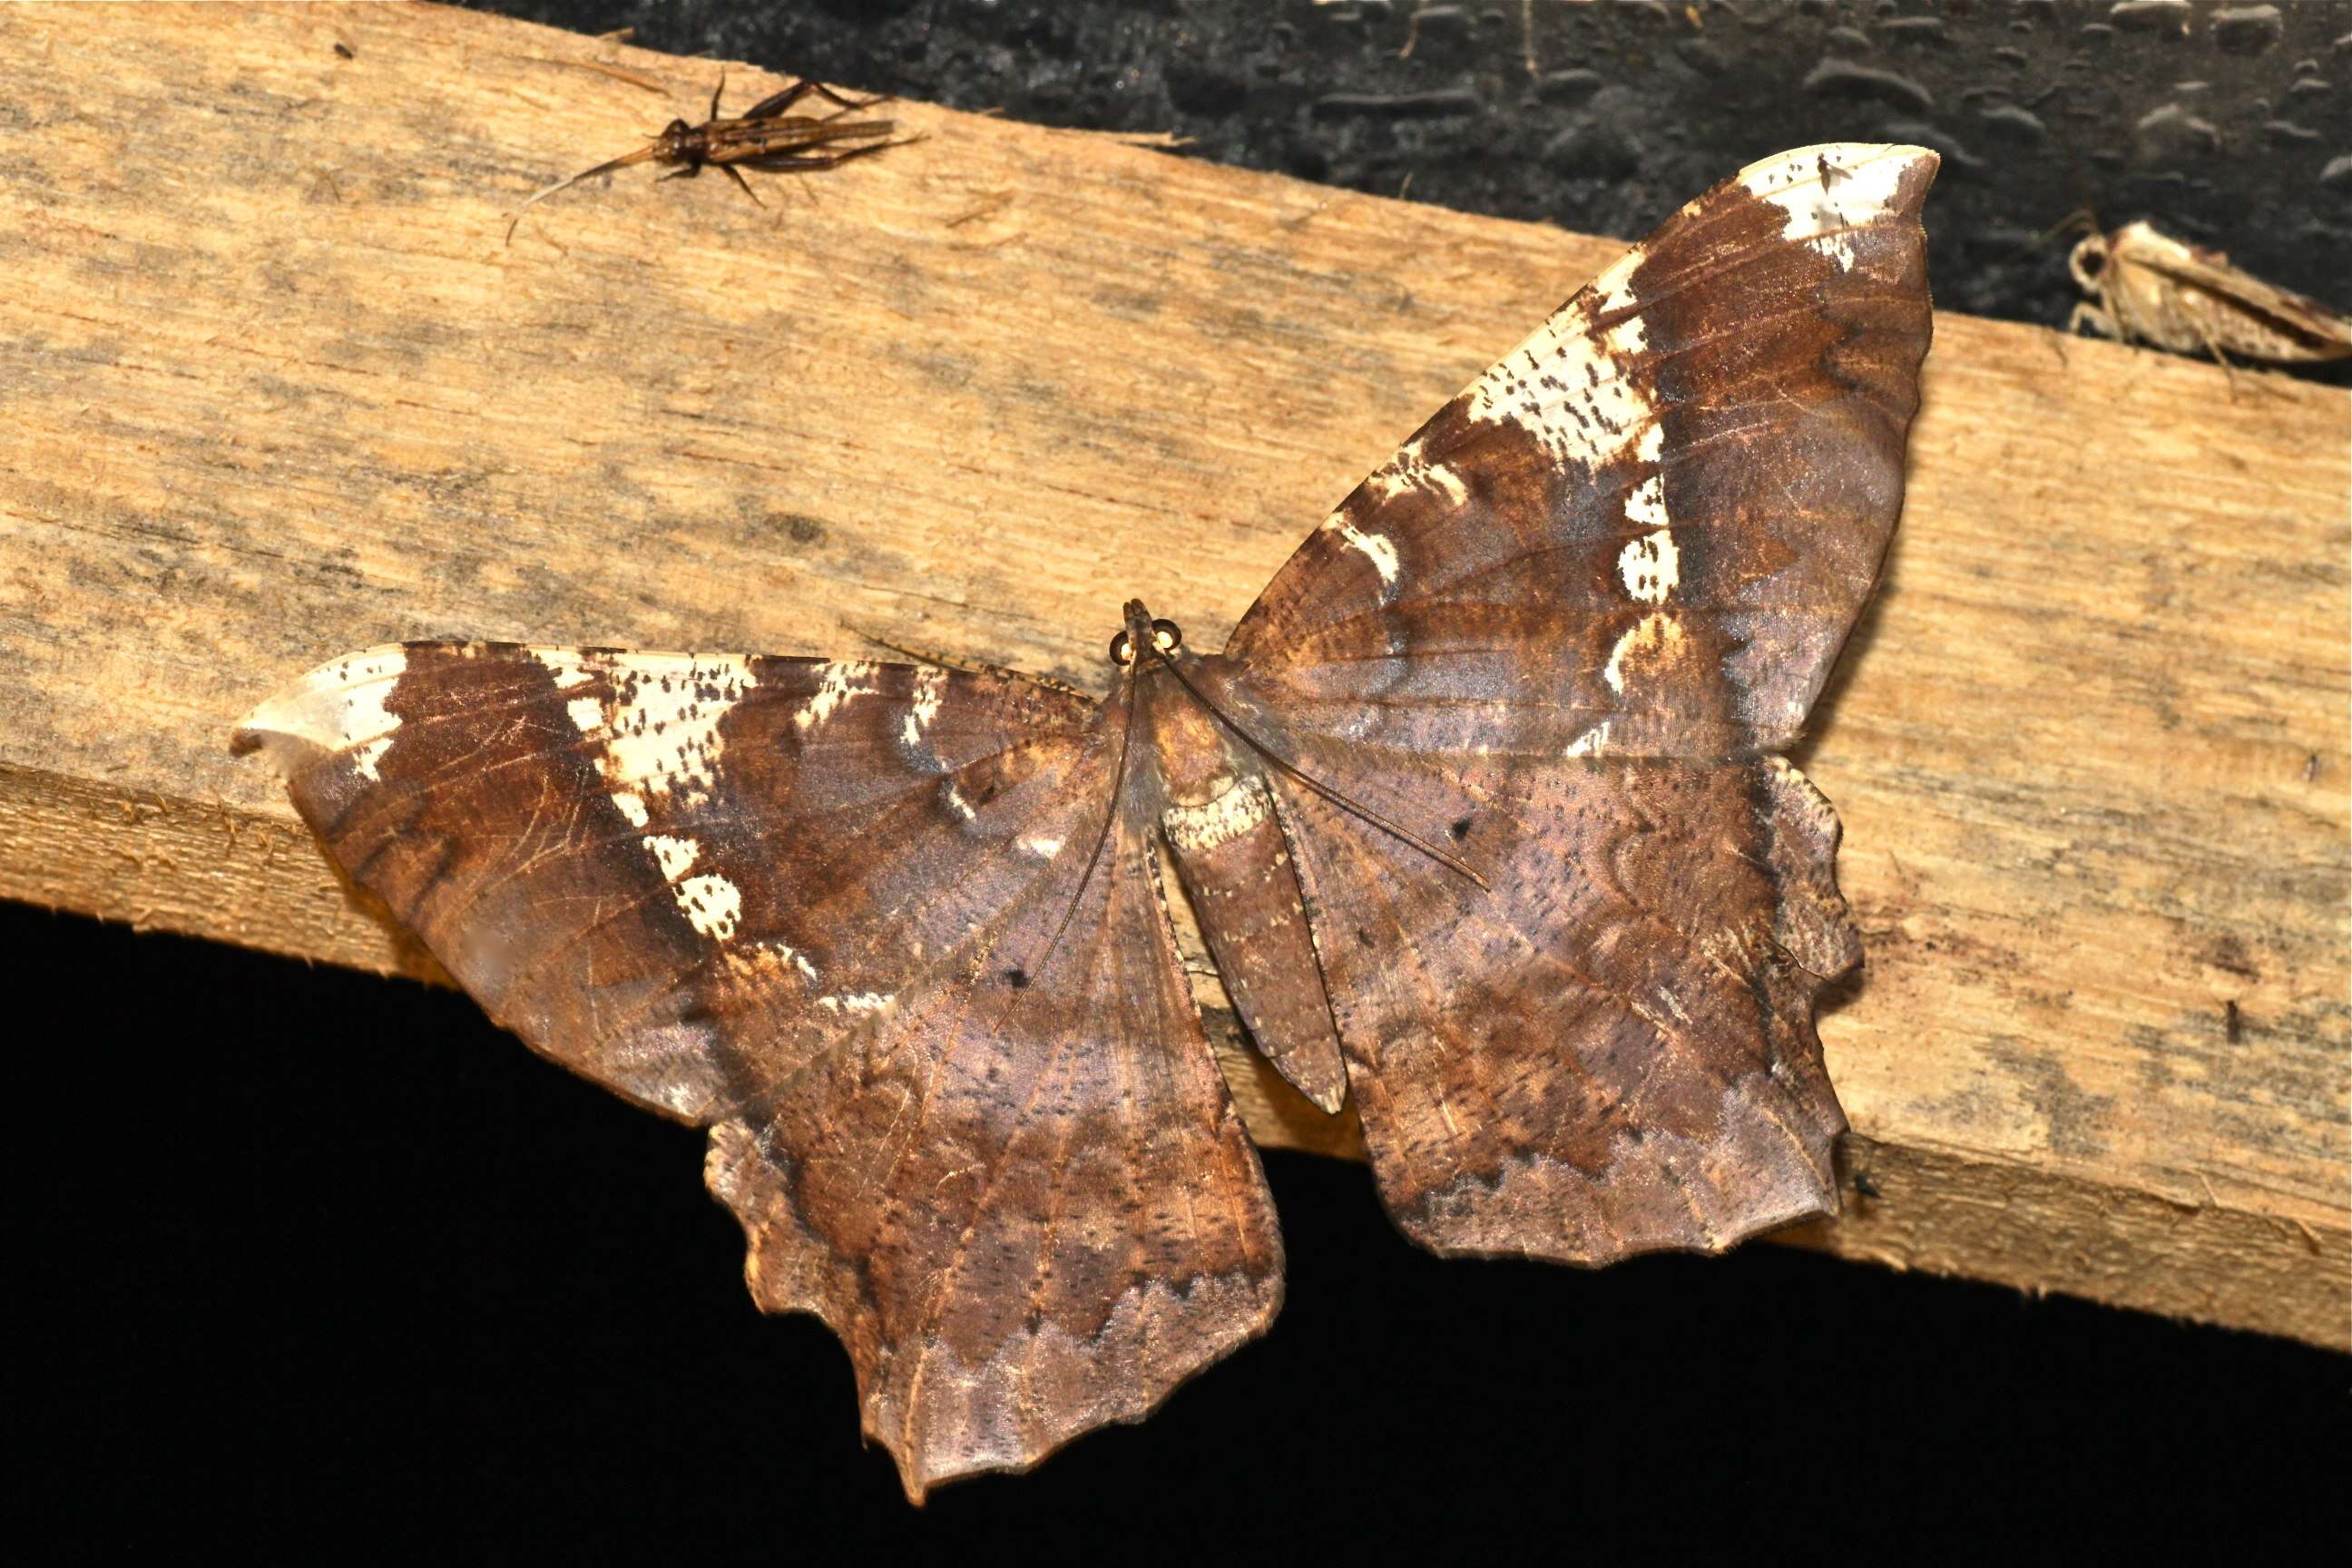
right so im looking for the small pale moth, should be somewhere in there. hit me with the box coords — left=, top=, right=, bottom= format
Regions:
left=2070, top=220, right=2351, bottom=366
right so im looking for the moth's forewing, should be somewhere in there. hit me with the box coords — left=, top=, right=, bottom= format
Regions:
left=1210, top=143, right=1939, bottom=1264
left=2093, top=221, right=2352, bottom=363
left=237, top=643, right=1282, bottom=1501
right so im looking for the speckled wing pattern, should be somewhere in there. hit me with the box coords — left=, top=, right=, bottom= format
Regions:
left=234, top=142, right=1935, bottom=1500
left=1200, top=142, right=1938, bottom=1259
left=232, top=643, right=1281, bottom=1501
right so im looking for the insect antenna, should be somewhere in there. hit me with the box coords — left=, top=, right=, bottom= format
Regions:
left=512, top=54, right=670, bottom=94
left=1029, top=658, right=1146, bottom=980
left=2024, top=205, right=2101, bottom=255
left=1150, top=649, right=1487, bottom=888
left=505, top=144, right=661, bottom=242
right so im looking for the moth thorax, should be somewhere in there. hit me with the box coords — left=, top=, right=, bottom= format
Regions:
left=1142, top=693, right=1240, bottom=806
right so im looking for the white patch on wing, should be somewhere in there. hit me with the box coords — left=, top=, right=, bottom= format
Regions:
left=1017, top=833, right=1064, bottom=858
left=1602, top=613, right=1685, bottom=695
left=1361, top=439, right=1423, bottom=502
left=726, top=941, right=819, bottom=987
left=644, top=833, right=699, bottom=883
left=1624, top=473, right=1668, bottom=529
left=902, top=667, right=973, bottom=824
left=1459, top=279, right=1657, bottom=471
left=1634, top=419, right=1664, bottom=466
left=532, top=651, right=735, bottom=824
left=1360, top=438, right=1472, bottom=508
left=534, top=652, right=596, bottom=695
left=1163, top=775, right=1270, bottom=854
left=348, top=736, right=393, bottom=778
left=901, top=664, right=947, bottom=751
left=235, top=645, right=409, bottom=782
left=817, top=991, right=895, bottom=1018
left=795, top=660, right=881, bottom=732
left=1617, top=465, right=1679, bottom=605
left=1565, top=720, right=1612, bottom=758
left=675, top=872, right=741, bottom=942
left=598, top=653, right=753, bottom=807
left=1592, top=245, right=1646, bottom=316
left=1736, top=144, right=1914, bottom=272
left=1617, top=528, right=1680, bottom=605
left=1325, top=517, right=1400, bottom=588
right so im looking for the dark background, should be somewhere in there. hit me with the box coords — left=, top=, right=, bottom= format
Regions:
left=16, top=2, right=2350, bottom=1561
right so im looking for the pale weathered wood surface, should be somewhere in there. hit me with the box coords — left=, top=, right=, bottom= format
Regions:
left=1, top=3, right=2344, bottom=1348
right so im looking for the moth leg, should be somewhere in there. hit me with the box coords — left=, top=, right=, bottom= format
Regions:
left=2068, top=301, right=2121, bottom=341
left=708, top=68, right=728, bottom=122
left=717, top=161, right=768, bottom=207
left=658, top=162, right=701, bottom=182
left=2186, top=313, right=2278, bottom=403
left=2201, top=325, right=2245, bottom=402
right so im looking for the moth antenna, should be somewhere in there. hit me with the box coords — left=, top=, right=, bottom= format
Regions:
left=2025, top=205, right=2101, bottom=255
left=2186, top=311, right=2263, bottom=402
left=1151, top=649, right=1487, bottom=888
left=1032, top=659, right=1144, bottom=978
left=504, top=145, right=659, bottom=243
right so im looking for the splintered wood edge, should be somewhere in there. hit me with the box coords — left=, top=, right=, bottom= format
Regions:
left=6, top=760, right=2341, bottom=1348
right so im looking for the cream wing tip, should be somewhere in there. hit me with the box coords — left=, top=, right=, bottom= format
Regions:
left=229, top=643, right=411, bottom=775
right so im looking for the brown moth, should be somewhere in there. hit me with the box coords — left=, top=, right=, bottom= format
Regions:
left=236, top=143, right=1938, bottom=1502
left=506, top=74, right=906, bottom=242
left=2069, top=220, right=2352, bottom=364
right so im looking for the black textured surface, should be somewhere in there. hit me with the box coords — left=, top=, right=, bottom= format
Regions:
left=472, top=0, right=2352, bottom=382
left=11, top=902, right=2348, bottom=1554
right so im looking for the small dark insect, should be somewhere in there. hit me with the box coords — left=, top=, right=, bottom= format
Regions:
left=2223, top=999, right=2242, bottom=1043
left=506, top=73, right=906, bottom=242
left=1853, top=1171, right=1882, bottom=1200
left=332, top=41, right=354, bottom=60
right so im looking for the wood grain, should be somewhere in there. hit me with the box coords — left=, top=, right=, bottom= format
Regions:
left=1, top=3, right=2343, bottom=1348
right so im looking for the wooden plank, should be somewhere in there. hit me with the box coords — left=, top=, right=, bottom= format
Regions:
left=1, top=2, right=2343, bottom=1348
